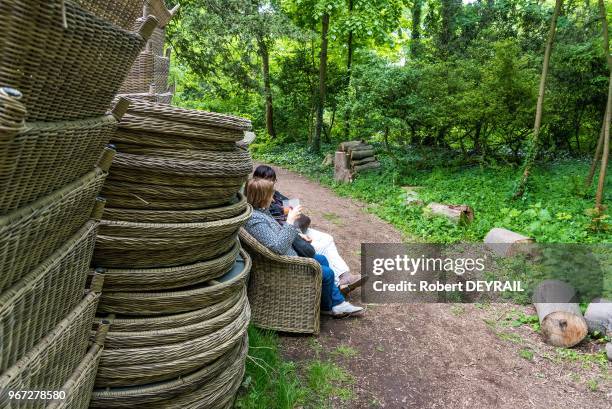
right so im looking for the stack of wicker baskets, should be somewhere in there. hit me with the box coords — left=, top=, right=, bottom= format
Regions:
left=118, top=0, right=179, bottom=104
left=83, top=2, right=254, bottom=408
left=0, top=1, right=155, bottom=407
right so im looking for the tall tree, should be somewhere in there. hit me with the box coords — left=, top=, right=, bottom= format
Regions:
left=314, top=11, right=330, bottom=152
left=515, top=0, right=563, bottom=198
left=595, top=0, right=611, bottom=211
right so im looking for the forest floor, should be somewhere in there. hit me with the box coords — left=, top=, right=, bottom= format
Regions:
left=260, top=162, right=611, bottom=409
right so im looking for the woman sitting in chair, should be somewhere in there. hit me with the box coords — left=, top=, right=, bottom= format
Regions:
left=252, top=165, right=365, bottom=295
left=244, top=177, right=363, bottom=317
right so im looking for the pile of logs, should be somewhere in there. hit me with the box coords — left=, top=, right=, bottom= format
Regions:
left=334, top=140, right=380, bottom=182
left=339, top=140, right=381, bottom=173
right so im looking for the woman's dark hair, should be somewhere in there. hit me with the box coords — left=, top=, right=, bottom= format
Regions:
left=253, top=165, right=277, bottom=182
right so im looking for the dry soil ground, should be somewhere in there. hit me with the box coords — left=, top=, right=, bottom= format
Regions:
left=259, top=163, right=611, bottom=409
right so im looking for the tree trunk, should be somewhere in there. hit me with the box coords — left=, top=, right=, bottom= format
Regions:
left=342, top=0, right=355, bottom=140
left=350, top=149, right=375, bottom=160
left=410, top=0, right=423, bottom=59
left=313, top=13, right=330, bottom=153
left=515, top=0, right=563, bottom=198
left=595, top=0, right=611, bottom=211
left=257, top=35, right=276, bottom=138
left=585, top=122, right=605, bottom=187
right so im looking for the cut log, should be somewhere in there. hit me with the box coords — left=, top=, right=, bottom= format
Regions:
left=348, top=144, right=374, bottom=152
left=351, top=156, right=376, bottom=167
left=584, top=299, right=612, bottom=336
left=353, top=161, right=380, bottom=172
left=606, top=342, right=612, bottom=361
left=339, top=140, right=364, bottom=151
left=426, top=203, right=474, bottom=224
left=533, top=280, right=588, bottom=347
left=351, top=149, right=375, bottom=160
left=322, top=153, right=334, bottom=167
left=334, top=151, right=352, bottom=183
left=484, top=228, right=535, bottom=257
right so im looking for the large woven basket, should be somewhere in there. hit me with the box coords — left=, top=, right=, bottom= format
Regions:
left=93, top=206, right=251, bottom=269
left=119, top=51, right=169, bottom=94
left=0, top=222, right=99, bottom=372
left=101, top=190, right=237, bottom=210
left=0, top=1, right=157, bottom=121
left=117, top=99, right=251, bottom=142
left=0, top=292, right=100, bottom=406
left=102, top=193, right=247, bottom=223
left=89, top=335, right=246, bottom=408
left=74, top=0, right=144, bottom=31
left=94, top=288, right=245, bottom=332
left=0, top=96, right=128, bottom=213
left=144, top=0, right=180, bottom=28
left=95, top=297, right=250, bottom=386
left=95, top=241, right=240, bottom=291
left=102, top=289, right=248, bottom=349
left=97, top=250, right=251, bottom=315
left=112, top=128, right=238, bottom=152
left=46, top=324, right=108, bottom=409
left=0, top=162, right=110, bottom=292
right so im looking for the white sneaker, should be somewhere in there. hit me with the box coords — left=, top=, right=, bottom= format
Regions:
left=331, top=301, right=364, bottom=317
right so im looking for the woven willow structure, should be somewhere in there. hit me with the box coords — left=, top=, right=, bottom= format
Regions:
left=0, top=0, right=157, bottom=121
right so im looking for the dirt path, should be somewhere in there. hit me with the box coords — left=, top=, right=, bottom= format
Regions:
left=260, top=163, right=611, bottom=409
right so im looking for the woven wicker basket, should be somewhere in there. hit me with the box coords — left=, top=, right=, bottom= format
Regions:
left=144, top=0, right=180, bottom=28
left=74, top=0, right=144, bottom=31
left=93, top=206, right=251, bottom=269
left=89, top=335, right=246, bottom=408
left=0, top=1, right=157, bottom=121
left=135, top=17, right=166, bottom=56
left=95, top=241, right=240, bottom=291
left=116, top=92, right=173, bottom=105
left=102, top=191, right=237, bottom=210
left=0, top=98, right=128, bottom=214
left=0, top=163, right=110, bottom=293
left=119, top=51, right=170, bottom=94
left=0, top=221, right=99, bottom=372
left=46, top=324, right=108, bottom=409
left=0, top=292, right=100, bottom=404
left=102, top=193, right=247, bottom=223
left=112, top=129, right=237, bottom=152
left=95, top=297, right=250, bottom=386
left=102, top=289, right=248, bottom=349
left=95, top=288, right=244, bottom=332
left=97, top=250, right=250, bottom=315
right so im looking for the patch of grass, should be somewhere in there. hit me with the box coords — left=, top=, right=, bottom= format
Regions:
left=236, top=326, right=357, bottom=409
left=236, top=327, right=306, bottom=409
left=321, top=212, right=344, bottom=226
left=586, top=378, right=599, bottom=391
left=306, top=360, right=354, bottom=406
left=332, top=345, right=359, bottom=359
left=553, top=348, right=609, bottom=371
left=519, top=348, right=534, bottom=361
left=496, top=331, right=524, bottom=344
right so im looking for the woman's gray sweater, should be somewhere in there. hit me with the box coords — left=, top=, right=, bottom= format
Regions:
left=244, top=208, right=300, bottom=256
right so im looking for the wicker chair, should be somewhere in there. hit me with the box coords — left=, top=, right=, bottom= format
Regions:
left=239, top=228, right=322, bottom=335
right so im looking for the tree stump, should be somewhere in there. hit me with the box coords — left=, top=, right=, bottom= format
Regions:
left=533, top=279, right=588, bottom=347
left=334, top=151, right=352, bottom=183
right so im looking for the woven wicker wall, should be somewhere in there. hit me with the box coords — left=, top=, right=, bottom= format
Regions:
left=0, top=1, right=153, bottom=407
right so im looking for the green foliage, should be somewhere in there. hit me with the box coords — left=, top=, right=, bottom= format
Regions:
left=252, top=143, right=610, bottom=244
